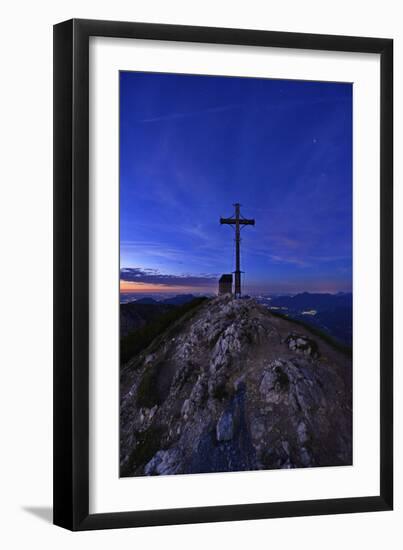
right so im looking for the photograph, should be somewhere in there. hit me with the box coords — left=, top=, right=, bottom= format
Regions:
left=119, top=71, right=353, bottom=478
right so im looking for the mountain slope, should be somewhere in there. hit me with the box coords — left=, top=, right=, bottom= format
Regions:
left=120, top=301, right=175, bottom=337
left=120, top=296, right=352, bottom=477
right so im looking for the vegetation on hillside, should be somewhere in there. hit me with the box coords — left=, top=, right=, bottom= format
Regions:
left=120, top=297, right=208, bottom=366
left=268, top=309, right=352, bottom=357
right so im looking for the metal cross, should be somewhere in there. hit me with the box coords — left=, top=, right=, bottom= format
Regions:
left=220, top=203, right=255, bottom=298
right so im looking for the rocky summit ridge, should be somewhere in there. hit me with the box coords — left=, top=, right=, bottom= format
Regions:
left=120, top=295, right=352, bottom=477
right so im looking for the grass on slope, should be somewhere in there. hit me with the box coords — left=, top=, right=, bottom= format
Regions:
left=268, top=309, right=352, bottom=358
left=120, top=297, right=208, bottom=366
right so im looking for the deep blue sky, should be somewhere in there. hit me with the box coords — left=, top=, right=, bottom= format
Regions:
left=120, top=71, right=352, bottom=295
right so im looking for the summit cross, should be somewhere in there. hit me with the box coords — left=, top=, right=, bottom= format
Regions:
left=220, top=203, right=255, bottom=298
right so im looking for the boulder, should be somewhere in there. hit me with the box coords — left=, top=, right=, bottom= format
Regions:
left=285, top=332, right=319, bottom=357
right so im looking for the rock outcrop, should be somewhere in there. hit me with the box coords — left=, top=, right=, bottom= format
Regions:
left=120, top=296, right=352, bottom=477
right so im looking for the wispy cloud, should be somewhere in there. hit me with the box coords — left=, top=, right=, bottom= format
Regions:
left=268, top=254, right=311, bottom=268
left=140, top=104, right=242, bottom=123
left=121, top=237, right=228, bottom=270
left=121, top=241, right=185, bottom=263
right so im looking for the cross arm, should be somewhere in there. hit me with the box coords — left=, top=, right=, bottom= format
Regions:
left=220, top=217, right=236, bottom=225
left=220, top=217, right=255, bottom=226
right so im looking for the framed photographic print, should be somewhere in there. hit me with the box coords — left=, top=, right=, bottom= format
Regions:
left=53, top=19, right=393, bottom=530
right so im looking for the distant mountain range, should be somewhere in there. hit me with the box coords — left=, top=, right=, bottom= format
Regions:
left=269, top=292, right=352, bottom=311
left=135, top=294, right=197, bottom=306
left=262, top=292, right=352, bottom=347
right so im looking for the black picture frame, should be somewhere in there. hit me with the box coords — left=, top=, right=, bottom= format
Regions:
left=53, top=18, right=393, bottom=531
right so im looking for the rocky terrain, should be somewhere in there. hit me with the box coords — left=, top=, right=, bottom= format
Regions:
left=120, top=295, right=352, bottom=477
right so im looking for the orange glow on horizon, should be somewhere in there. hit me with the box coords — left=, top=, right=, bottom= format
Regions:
left=120, top=280, right=199, bottom=294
